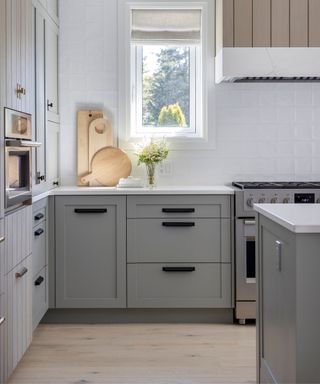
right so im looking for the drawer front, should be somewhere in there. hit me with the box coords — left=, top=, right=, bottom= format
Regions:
left=127, top=195, right=231, bottom=219
left=7, top=255, right=33, bottom=375
left=127, top=263, right=232, bottom=308
left=33, top=267, right=48, bottom=330
left=33, top=222, right=47, bottom=277
left=5, top=206, right=32, bottom=273
left=32, top=198, right=47, bottom=227
left=0, top=220, right=4, bottom=294
left=128, top=219, right=231, bottom=263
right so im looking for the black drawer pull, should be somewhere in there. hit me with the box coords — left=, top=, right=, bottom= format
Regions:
left=163, top=267, right=196, bottom=272
left=34, top=213, right=44, bottom=221
left=74, top=209, right=107, bottom=214
left=15, top=267, right=28, bottom=279
left=34, top=228, right=44, bottom=237
left=35, top=276, right=44, bottom=286
left=162, top=208, right=195, bottom=213
left=162, top=222, right=195, bottom=227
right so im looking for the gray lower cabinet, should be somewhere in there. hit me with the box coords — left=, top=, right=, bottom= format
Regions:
left=55, top=196, right=126, bottom=308
left=33, top=267, right=48, bottom=329
left=32, top=199, right=48, bottom=329
left=127, top=195, right=233, bottom=309
left=128, top=263, right=231, bottom=308
left=0, top=291, right=7, bottom=384
left=257, top=214, right=320, bottom=384
left=5, top=206, right=33, bottom=379
left=6, top=254, right=33, bottom=377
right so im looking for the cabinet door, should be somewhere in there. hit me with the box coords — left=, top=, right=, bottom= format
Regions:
left=34, top=5, right=46, bottom=186
left=5, top=0, right=33, bottom=113
left=0, top=292, right=8, bottom=384
left=259, top=219, right=296, bottom=383
left=0, top=220, right=4, bottom=294
left=6, top=255, right=33, bottom=376
left=46, top=17, right=59, bottom=122
left=55, top=196, right=126, bottom=308
left=46, top=121, right=60, bottom=188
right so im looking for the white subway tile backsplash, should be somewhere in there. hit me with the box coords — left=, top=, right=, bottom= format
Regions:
left=59, top=0, right=320, bottom=186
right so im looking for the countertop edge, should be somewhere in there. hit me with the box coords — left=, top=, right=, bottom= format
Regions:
left=254, top=204, right=320, bottom=234
left=32, top=186, right=235, bottom=203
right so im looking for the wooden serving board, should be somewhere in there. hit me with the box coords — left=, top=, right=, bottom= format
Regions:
left=77, top=110, right=113, bottom=186
left=81, top=147, right=132, bottom=187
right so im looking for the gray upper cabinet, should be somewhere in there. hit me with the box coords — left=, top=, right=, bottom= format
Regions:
left=33, top=1, right=60, bottom=190
left=46, top=17, right=59, bottom=123
left=5, top=0, right=33, bottom=114
left=55, top=196, right=127, bottom=308
left=217, top=0, right=320, bottom=48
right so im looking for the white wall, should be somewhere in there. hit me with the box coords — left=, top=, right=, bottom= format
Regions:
left=59, top=0, right=320, bottom=186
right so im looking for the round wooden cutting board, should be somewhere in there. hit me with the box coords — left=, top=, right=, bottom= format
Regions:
left=81, top=147, right=132, bottom=186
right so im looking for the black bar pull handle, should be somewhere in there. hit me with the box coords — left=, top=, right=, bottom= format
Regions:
left=35, top=276, right=44, bottom=286
left=162, top=222, right=195, bottom=227
left=162, top=208, right=195, bottom=213
left=34, top=228, right=44, bottom=237
left=34, top=213, right=44, bottom=221
left=74, top=208, right=107, bottom=214
left=163, top=267, right=196, bottom=272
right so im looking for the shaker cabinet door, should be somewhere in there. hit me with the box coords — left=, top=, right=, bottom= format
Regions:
left=55, top=196, right=127, bottom=308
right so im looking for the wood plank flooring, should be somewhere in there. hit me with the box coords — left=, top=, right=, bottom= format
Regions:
left=8, top=324, right=256, bottom=384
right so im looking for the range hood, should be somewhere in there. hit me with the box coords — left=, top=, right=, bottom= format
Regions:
left=215, top=48, right=320, bottom=83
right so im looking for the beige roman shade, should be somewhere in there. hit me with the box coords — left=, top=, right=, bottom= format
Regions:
left=131, top=9, right=202, bottom=43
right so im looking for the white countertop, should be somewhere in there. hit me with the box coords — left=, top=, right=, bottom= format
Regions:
left=32, top=185, right=234, bottom=203
left=254, top=204, right=320, bottom=233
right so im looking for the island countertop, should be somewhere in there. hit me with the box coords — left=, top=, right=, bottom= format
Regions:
left=254, top=203, right=320, bottom=233
left=32, top=185, right=235, bottom=203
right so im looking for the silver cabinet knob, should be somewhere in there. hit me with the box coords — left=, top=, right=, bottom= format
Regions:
left=270, top=197, right=278, bottom=204
left=246, top=198, right=254, bottom=208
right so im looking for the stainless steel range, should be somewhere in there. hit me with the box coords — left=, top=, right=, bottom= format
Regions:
left=232, top=181, right=320, bottom=324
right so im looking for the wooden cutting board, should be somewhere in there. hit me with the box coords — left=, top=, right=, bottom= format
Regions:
left=81, top=147, right=132, bottom=187
left=88, top=117, right=113, bottom=172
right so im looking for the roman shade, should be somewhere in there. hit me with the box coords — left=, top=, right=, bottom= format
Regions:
left=131, top=9, right=202, bottom=43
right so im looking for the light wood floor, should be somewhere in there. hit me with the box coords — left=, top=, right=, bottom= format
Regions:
left=8, top=324, right=256, bottom=384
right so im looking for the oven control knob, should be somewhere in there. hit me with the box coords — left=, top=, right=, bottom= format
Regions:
left=317, top=198, right=320, bottom=204
left=283, top=198, right=290, bottom=204
left=246, top=198, right=254, bottom=208
left=270, top=197, right=278, bottom=204
left=258, top=198, right=266, bottom=203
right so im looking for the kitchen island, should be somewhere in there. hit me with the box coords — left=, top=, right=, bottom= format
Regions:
left=255, top=204, right=320, bottom=384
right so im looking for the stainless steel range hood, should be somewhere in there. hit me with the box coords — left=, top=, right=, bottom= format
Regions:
left=215, top=48, right=320, bottom=83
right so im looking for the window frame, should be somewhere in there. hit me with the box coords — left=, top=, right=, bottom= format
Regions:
left=118, top=0, right=215, bottom=150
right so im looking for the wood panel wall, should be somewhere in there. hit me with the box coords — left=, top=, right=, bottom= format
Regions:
left=219, top=0, right=320, bottom=48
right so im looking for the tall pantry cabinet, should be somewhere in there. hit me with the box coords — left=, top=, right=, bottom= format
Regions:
left=33, top=0, right=60, bottom=192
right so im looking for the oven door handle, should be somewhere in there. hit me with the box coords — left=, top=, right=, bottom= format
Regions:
left=19, top=140, right=42, bottom=148
left=244, top=220, right=256, bottom=226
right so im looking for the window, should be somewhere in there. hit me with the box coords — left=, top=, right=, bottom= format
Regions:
left=130, top=7, right=203, bottom=138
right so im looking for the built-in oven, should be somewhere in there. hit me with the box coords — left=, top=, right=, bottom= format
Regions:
left=5, top=143, right=32, bottom=209
left=235, top=218, right=256, bottom=324
left=4, top=108, right=41, bottom=210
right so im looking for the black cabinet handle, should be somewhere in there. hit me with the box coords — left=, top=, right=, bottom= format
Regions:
left=34, top=228, right=44, bottom=237
left=162, top=267, right=196, bottom=272
left=34, top=213, right=44, bottom=221
left=35, top=276, right=44, bottom=286
left=162, top=208, right=195, bottom=213
left=162, top=222, right=195, bottom=227
left=53, top=181, right=59, bottom=186
left=47, top=100, right=53, bottom=109
left=74, top=208, right=107, bottom=214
